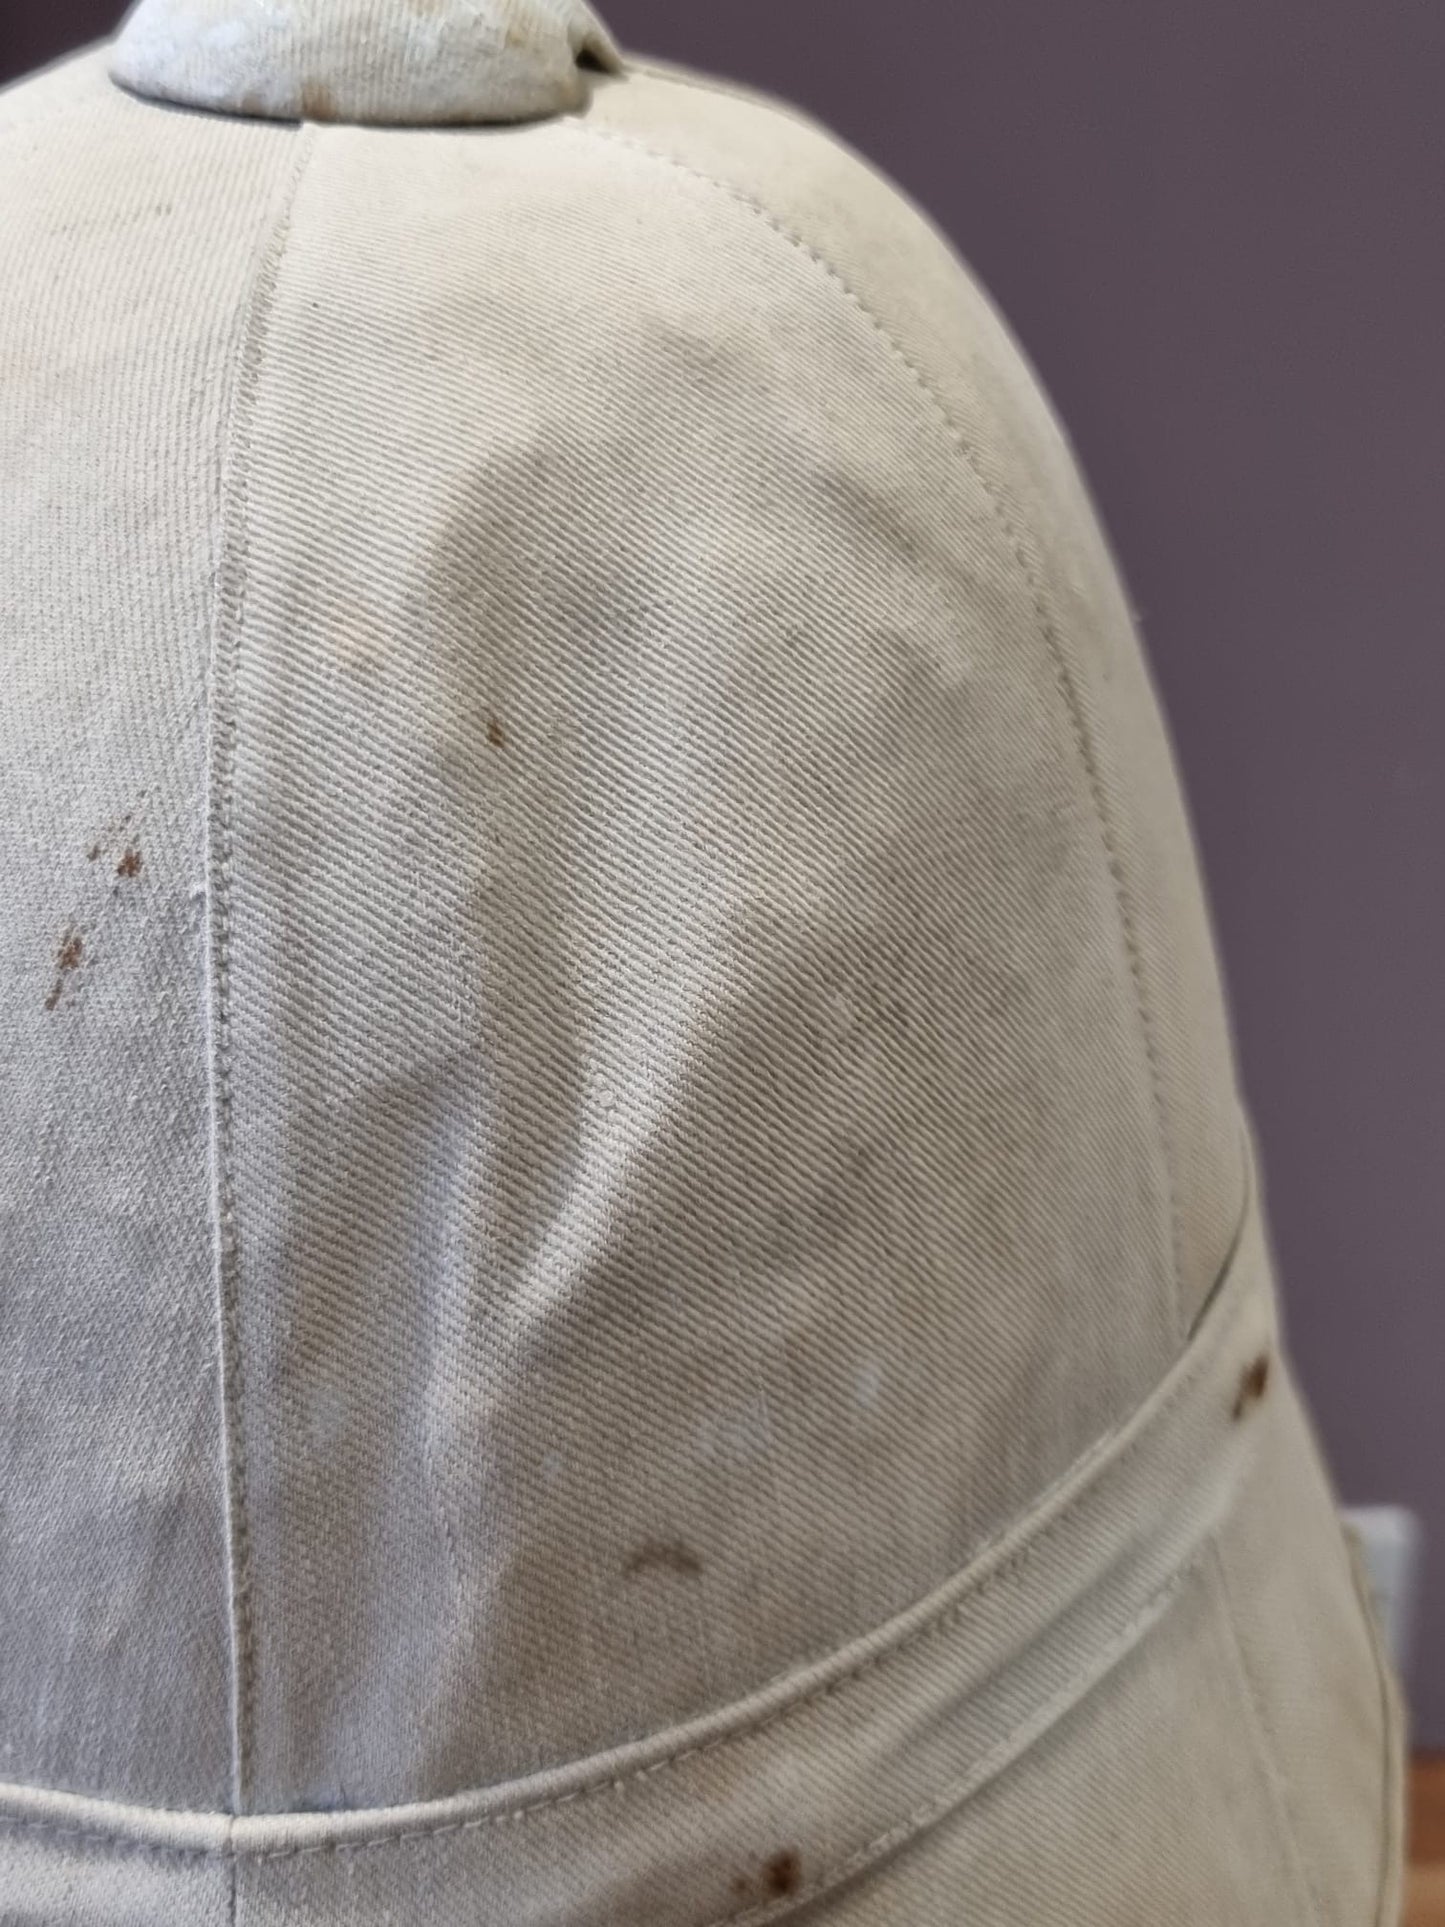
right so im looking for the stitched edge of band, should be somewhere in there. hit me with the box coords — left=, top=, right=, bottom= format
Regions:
left=0, top=1155, right=1260, bottom=1865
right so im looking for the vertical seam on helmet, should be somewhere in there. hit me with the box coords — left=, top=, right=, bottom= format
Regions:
left=207, top=123, right=319, bottom=1819
left=563, top=116, right=1184, bottom=1335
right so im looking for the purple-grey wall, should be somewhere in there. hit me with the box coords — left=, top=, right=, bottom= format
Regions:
left=5, top=1, right=1442, bottom=1741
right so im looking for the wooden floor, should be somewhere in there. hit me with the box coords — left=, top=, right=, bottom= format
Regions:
left=1410, top=1757, right=1445, bottom=1926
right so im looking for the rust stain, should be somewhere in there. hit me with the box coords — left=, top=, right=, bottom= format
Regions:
left=44, top=930, right=84, bottom=1012
left=486, top=716, right=507, bottom=750
left=762, top=1850, right=802, bottom=1898
left=622, top=1539, right=703, bottom=1580
left=89, top=808, right=134, bottom=862
left=116, top=845, right=142, bottom=879
left=1232, top=1351, right=1271, bottom=1421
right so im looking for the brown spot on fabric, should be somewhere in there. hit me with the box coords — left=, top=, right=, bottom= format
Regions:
left=730, top=1874, right=752, bottom=1900
left=623, top=1539, right=703, bottom=1580
left=763, top=1850, right=802, bottom=1898
left=486, top=716, right=506, bottom=749
left=116, top=846, right=142, bottom=879
left=1233, top=1351, right=1271, bottom=1420
left=89, top=808, right=133, bottom=862
left=300, top=82, right=336, bottom=120
left=44, top=930, right=84, bottom=1011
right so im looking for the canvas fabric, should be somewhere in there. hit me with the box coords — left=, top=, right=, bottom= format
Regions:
left=0, top=27, right=1405, bottom=1926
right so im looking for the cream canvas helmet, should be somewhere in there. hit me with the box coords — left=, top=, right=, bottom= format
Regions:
left=0, top=1, right=1405, bottom=1921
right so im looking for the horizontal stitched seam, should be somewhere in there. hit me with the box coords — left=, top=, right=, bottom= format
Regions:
left=0, top=1559, right=1198, bottom=1902
left=708, top=1557, right=1198, bottom=1927
left=0, top=1197, right=1257, bottom=1864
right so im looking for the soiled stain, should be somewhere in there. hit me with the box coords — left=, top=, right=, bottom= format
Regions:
left=238, top=90, right=264, bottom=117
left=116, top=845, right=142, bottom=879
left=729, top=1849, right=802, bottom=1907
left=44, top=930, right=84, bottom=1011
left=300, top=82, right=336, bottom=121
left=1232, top=1351, right=1271, bottom=1421
left=763, top=1850, right=802, bottom=1898
left=486, top=716, right=507, bottom=749
left=89, top=808, right=133, bottom=863
left=327, top=597, right=389, bottom=681
left=623, top=1539, right=703, bottom=1580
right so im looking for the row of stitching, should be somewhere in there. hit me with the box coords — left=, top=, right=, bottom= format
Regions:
left=249, top=1232, right=1256, bottom=1864
left=250, top=1540, right=1052, bottom=1865
left=1208, top=1540, right=1324, bottom=1927
left=0, top=1200, right=1260, bottom=1864
left=0, top=1558, right=1199, bottom=1912
left=714, top=1558, right=1197, bottom=1927
left=0, top=1557, right=1202, bottom=1919
left=563, top=113, right=1185, bottom=1335
left=206, top=123, right=318, bottom=1822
